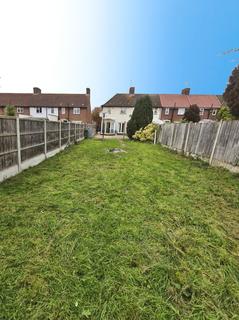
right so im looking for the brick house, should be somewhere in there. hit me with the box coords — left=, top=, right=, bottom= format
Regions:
left=0, top=87, right=92, bottom=123
left=101, top=87, right=222, bottom=134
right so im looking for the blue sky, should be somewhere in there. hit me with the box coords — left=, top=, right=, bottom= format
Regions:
left=0, top=0, right=238, bottom=107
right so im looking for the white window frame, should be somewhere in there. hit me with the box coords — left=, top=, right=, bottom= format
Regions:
left=51, top=107, right=55, bottom=114
left=36, top=107, right=42, bottom=113
left=154, top=108, right=158, bottom=115
left=17, top=107, right=24, bottom=113
left=212, top=109, right=217, bottom=116
left=200, top=108, right=204, bottom=116
left=107, top=108, right=111, bottom=114
left=165, top=108, right=170, bottom=115
left=120, top=108, right=126, bottom=114
left=118, top=122, right=125, bottom=133
left=73, top=107, right=81, bottom=115
left=61, top=107, right=65, bottom=114
left=177, top=108, right=185, bottom=115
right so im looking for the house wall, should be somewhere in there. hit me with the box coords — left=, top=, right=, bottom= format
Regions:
left=160, top=107, right=219, bottom=122
left=101, top=106, right=162, bottom=133
left=59, top=107, right=91, bottom=122
left=30, top=107, right=59, bottom=120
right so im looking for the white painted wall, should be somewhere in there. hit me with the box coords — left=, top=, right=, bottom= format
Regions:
left=30, top=107, right=58, bottom=121
left=101, top=106, right=162, bottom=133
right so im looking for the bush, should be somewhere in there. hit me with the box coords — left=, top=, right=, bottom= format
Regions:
left=127, top=96, right=153, bottom=139
left=217, top=105, right=233, bottom=121
left=5, top=104, right=16, bottom=116
left=183, top=104, right=200, bottom=122
left=133, top=123, right=158, bottom=142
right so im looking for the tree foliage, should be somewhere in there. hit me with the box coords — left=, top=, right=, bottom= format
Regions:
left=223, top=65, right=239, bottom=119
left=183, top=104, right=200, bottom=122
left=127, top=96, right=153, bottom=139
left=217, top=105, right=232, bottom=121
left=91, top=107, right=102, bottom=131
left=5, top=105, right=16, bottom=116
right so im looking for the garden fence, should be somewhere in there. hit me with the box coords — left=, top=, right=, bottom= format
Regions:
left=0, top=116, right=96, bottom=182
left=156, top=120, right=239, bottom=172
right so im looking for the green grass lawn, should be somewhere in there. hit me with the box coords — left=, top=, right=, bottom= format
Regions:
left=1, top=139, right=239, bottom=320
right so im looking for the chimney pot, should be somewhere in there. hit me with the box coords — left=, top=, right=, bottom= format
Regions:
left=33, top=87, right=41, bottom=95
left=181, top=88, right=190, bottom=95
left=86, top=88, right=91, bottom=95
left=129, top=87, right=135, bottom=94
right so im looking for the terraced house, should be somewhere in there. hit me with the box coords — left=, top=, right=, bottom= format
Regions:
left=101, top=87, right=223, bottom=134
left=0, top=87, right=92, bottom=123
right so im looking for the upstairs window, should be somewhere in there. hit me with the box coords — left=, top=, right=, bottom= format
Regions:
left=61, top=107, right=65, bottom=114
left=120, top=108, right=126, bottom=114
left=73, top=107, right=80, bottom=115
left=107, top=109, right=111, bottom=114
left=200, top=108, right=204, bottom=116
left=17, top=107, right=24, bottom=113
left=36, top=107, right=42, bottom=113
left=212, top=109, right=217, bottom=116
left=51, top=107, right=55, bottom=114
left=154, top=109, right=158, bottom=115
left=165, top=108, right=170, bottom=115
left=177, top=108, right=185, bottom=115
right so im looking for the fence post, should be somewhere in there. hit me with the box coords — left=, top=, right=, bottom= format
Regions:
left=44, top=119, right=47, bottom=158
left=16, top=117, right=21, bottom=172
left=170, top=123, right=175, bottom=149
left=209, top=120, right=223, bottom=165
left=68, top=122, right=71, bottom=144
left=153, top=129, right=157, bottom=145
left=74, top=123, right=77, bottom=142
left=59, top=121, right=61, bottom=149
left=184, top=122, right=191, bottom=154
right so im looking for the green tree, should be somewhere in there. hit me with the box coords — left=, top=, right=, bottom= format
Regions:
left=217, top=105, right=232, bottom=121
left=183, top=104, right=200, bottom=123
left=223, top=65, right=239, bottom=119
left=5, top=104, right=16, bottom=116
left=127, top=96, right=153, bottom=139
left=91, top=107, right=102, bottom=131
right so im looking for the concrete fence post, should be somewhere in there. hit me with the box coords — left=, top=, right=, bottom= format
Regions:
left=184, top=122, right=191, bottom=154
left=153, top=129, right=157, bottom=145
left=209, top=120, right=223, bottom=165
left=16, top=117, right=21, bottom=172
left=170, top=123, right=175, bottom=148
left=59, top=121, right=61, bottom=149
left=68, top=122, right=71, bottom=144
left=44, top=119, right=47, bottom=158
left=74, top=123, right=77, bottom=142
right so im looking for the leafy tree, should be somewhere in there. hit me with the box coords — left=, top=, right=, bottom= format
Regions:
left=5, top=104, right=16, bottom=116
left=217, top=105, right=232, bottom=121
left=127, top=96, right=153, bottom=139
left=91, top=107, right=102, bottom=131
left=223, top=65, right=239, bottom=119
left=183, top=104, right=200, bottom=123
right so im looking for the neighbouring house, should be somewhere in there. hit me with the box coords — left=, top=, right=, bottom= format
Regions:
left=0, top=87, right=92, bottom=122
left=101, top=87, right=222, bottom=134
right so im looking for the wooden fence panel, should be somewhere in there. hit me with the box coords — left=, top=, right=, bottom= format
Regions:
left=47, top=121, right=60, bottom=152
left=0, top=118, right=17, bottom=170
left=20, top=119, right=45, bottom=162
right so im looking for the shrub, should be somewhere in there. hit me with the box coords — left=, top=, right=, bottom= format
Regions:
left=183, top=104, right=200, bottom=122
left=133, top=123, right=158, bottom=142
left=5, top=104, right=16, bottom=116
left=217, top=105, right=233, bottom=121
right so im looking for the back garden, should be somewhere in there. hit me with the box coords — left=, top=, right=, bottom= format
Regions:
left=1, top=139, right=239, bottom=319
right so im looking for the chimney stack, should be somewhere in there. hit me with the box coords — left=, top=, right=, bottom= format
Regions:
left=129, top=87, right=135, bottom=94
left=181, top=88, right=190, bottom=95
left=33, top=87, right=41, bottom=95
left=86, top=88, right=91, bottom=95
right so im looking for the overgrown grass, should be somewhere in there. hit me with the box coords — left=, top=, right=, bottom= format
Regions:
left=1, top=139, right=239, bottom=319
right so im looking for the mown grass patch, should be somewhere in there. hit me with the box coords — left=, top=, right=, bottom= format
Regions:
left=0, top=139, right=239, bottom=319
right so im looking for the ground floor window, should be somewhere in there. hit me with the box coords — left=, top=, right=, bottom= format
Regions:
left=118, top=122, right=125, bottom=133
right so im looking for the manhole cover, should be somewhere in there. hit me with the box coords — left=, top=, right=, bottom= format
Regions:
left=108, top=148, right=126, bottom=153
